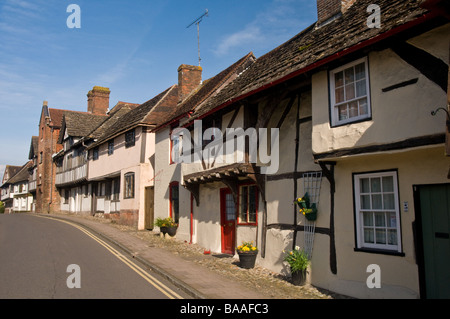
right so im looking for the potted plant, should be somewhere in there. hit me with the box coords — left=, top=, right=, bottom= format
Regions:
left=154, top=217, right=178, bottom=237
left=237, top=241, right=258, bottom=269
left=294, top=192, right=318, bottom=221
left=283, top=246, right=310, bottom=286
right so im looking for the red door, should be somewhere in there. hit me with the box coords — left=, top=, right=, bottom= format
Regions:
left=220, top=188, right=236, bottom=254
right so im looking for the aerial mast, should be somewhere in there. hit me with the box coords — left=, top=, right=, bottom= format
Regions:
left=187, top=9, right=209, bottom=67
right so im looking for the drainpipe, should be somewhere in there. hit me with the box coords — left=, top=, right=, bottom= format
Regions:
left=292, top=93, right=301, bottom=251
left=48, top=126, right=54, bottom=214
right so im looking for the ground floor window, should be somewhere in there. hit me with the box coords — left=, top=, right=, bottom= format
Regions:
left=353, top=170, right=401, bottom=253
left=112, top=177, right=120, bottom=201
left=124, top=173, right=135, bottom=199
left=64, top=188, right=70, bottom=204
left=238, top=184, right=258, bottom=225
left=169, top=182, right=179, bottom=223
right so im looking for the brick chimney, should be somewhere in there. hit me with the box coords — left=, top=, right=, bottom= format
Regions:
left=87, top=86, right=110, bottom=115
left=178, top=65, right=202, bottom=102
left=317, top=0, right=357, bottom=26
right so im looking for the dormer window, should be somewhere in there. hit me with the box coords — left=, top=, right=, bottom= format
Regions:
left=330, top=57, right=371, bottom=126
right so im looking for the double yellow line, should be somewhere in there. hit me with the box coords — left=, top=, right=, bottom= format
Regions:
left=36, top=215, right=183, bottom=299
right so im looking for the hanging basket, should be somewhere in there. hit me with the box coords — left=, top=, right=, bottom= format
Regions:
left=304, top=211, right=317, bottom=221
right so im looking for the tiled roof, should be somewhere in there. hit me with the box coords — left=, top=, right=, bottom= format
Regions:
left=157, top=52, right=256, bottom=127
left=149, top=52, right=257, bottom=132
left=87, top=86, right=177, bottom=149
left=5, top=161, right=32, bottom=185
left=28, top=136, right=39, bottom=160
left=87, top=102, right=139, bottom=142
left=61, top=111, right=108, bottom=139
left=48, top=108, right=65, bottom=128
left=188, top=0, right=430, bottom=121
left=1, top=165, right=22, bottom=185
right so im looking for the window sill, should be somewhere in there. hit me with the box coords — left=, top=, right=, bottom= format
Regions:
left=354, top=247, right=405, bottom=257
left=331, top=116, right=372, bottom=128
left=237, top=222, right=257, bottom=227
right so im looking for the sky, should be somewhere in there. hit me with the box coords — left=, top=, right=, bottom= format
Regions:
left=0, top=0, right=318, bottom=179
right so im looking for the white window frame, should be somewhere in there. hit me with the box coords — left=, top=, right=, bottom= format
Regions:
left=354, top=171, right=402, bottom=253
left=330, top=57, right=371, bottom=126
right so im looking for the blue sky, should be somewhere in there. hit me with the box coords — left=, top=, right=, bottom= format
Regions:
left=0, top=0, right=317, bottom=178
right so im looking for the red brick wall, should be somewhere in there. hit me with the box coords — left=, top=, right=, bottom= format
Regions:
left=178, top=65, right=202, bottom=102
left=36, top=110, right=61, bottom=214
left=317, top=0, right=342, bottom=24
left=104, top=210, right=139, bottom=227
left=87, top=86, right=110, bottom=115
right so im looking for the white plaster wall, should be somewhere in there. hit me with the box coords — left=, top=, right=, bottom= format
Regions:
left=88, top=127, right=154, bottom=179
left=312, top=146, right=450, bottom=299
left=312, top=27, right=449, bottom=155
left=154, top=127, right=182, bottom=224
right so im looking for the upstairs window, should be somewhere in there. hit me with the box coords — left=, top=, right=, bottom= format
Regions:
left=125, top=129, right=135, bottom=148
left=93, top=147, right=99, bottom=161
left=330, top=57, right=371, bottom=126
left=108, top=140, right=114, bottom=155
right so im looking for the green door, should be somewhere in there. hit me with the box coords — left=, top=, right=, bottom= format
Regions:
left=417, top=184, right=450, bottom=299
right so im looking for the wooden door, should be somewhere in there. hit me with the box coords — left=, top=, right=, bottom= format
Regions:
left=144, top=186, right=154, bottom=230
left=220, top=188, right=236, bottom=255
left=415, top=184, right=450, bottom=299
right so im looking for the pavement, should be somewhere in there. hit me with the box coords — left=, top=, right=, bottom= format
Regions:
left=41, top=212, right=272, bottom=299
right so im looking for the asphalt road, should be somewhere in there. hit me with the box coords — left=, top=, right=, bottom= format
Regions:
left=0, top=213, right=189, bottom=299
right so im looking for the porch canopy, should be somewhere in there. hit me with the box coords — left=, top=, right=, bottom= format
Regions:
left=183, top=162, right=265, bottom=206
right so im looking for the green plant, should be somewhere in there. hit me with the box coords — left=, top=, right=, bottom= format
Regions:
left=154, top=217, right=177, bottom=228
left=0, top=201, right=4, bottom=214
left=294, top=192, right=318, bottom=220
left=237, top=241, right=258, bottom=253
left=283, top=246, right=310, bottom=273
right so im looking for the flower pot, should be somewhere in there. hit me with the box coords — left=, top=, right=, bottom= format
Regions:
left=167, top=226, right=178, bottom=237
left=305, top=211, right=317, bottom=221
left=238, top=251, right=258, bottom=269
left=160, top=226, right=168, bottom=236
left=291, top=270, right=307, bottom=286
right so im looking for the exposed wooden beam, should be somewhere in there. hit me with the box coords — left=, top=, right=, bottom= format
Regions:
left=184, top=182, right=199, bottom=206
left=391, top=41, right=448, bottom=92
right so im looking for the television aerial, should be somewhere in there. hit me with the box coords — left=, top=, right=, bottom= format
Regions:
left=187, top=9, right=209, bottom=66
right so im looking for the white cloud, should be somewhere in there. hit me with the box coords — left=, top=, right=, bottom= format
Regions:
left=214, top=25, right=262, bottom=56
left=0, top=165, right=5, bottom=181
left=213, top=0, right=312, bottom=57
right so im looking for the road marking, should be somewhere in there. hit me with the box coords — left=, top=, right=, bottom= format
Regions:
left=34, top=215, right=184, bottom=299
